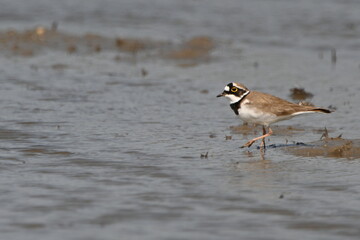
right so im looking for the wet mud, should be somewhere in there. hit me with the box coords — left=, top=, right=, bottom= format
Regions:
left=285, top=136, right=360, bottom=160
left=165, top=36, right=215, bottom=66
left=0, top=27, right=159, bottom=56
left=0, top=27, right=214, bottom=67
left=231, top=125, right=360, bottom=159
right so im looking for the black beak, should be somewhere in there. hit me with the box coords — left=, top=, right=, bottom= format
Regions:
left=217, top=92, right=225, bottom=98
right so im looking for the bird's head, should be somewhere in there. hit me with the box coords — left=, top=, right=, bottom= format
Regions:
left=217, top=82, right=250, bottom=103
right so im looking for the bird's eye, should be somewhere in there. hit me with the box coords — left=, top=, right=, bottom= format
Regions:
left=231, top=87, right=238, bottom=92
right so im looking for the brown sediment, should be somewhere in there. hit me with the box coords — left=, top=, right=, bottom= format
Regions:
left=289, top=88, right=313, bottom=100
left=67, top=44, right=77, bottom=54
left=231, top=123, right=360, bottom=159
left=94, top=44, right=102, bottom=52
left=115, top=37, right=146, bottom=53
left=166, top=36, right=214, bottom=65
left=0, top=27, right=214, bottom=66
left=230, top=124, right=359, bottom=159
left=285, top=136, right=360, bottom=159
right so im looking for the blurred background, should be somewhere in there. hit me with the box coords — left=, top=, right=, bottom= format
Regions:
left=1, top=1, right=360, bottom=240
left=2, top=0, right=360, bottom=48
left=2, top=0, right=360, bottom=50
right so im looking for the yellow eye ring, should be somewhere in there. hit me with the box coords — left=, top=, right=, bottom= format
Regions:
left=231, top=87, right=238, bottom=92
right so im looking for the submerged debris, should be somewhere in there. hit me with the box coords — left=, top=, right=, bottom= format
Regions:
left=209, top=134, right=216, bottom=138
left=141, top=68, right=148, bottom=77
left=320, top=127, right=342, bottom=140
left=225, top=135, right=232, bottom=140
left=331, top=48, right=337, bottom=66
left=289, top=88, right=313, bottom=100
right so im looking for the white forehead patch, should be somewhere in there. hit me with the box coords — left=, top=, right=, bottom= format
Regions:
left=233, top=83, right=244, bottom=89
left=224, top=86, right=230, bottom=91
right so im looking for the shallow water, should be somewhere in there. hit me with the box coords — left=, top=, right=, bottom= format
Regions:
left=1, top=0, right=360, bottom=240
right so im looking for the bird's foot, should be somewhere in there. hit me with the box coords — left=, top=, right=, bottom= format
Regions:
left=241, top=140, right=256, bottom=148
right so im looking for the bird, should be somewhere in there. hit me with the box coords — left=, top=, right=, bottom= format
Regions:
left=217, top=82, right=332, bottom=148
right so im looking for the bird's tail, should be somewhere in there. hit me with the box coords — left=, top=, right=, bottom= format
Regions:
left=310, top=108, right=332, bottom=114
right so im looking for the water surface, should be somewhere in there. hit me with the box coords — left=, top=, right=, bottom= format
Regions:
left=1, top=1, right=360, bottom=239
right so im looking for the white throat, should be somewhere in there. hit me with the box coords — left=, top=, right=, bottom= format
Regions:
left=225, top=91, right=250, bottom=104
left=225, top=94, right=242, bottom=104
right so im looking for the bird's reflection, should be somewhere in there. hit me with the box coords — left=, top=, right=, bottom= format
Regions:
left=226, top=150, right=285, bottom=194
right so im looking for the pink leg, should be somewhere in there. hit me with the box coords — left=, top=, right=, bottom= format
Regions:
left=241, top=127, right=273, bottom=148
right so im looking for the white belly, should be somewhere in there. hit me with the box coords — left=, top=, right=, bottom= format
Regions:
left=237, top=105, right=292, bottom=126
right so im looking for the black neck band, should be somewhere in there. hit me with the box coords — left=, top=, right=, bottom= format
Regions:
left=229, top=91, right=249, bottom=115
